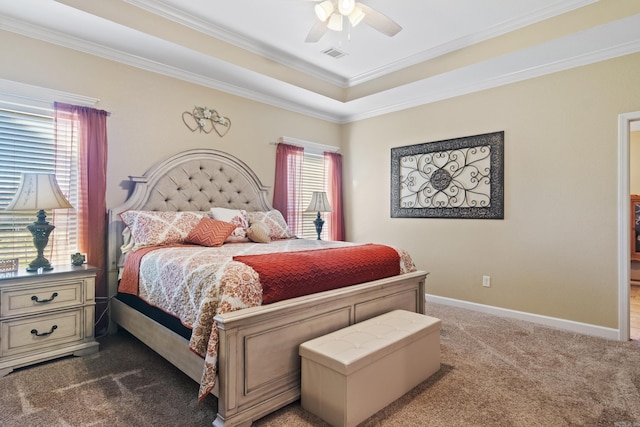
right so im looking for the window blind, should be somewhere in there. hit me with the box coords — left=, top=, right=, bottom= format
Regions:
left=0, top=107, right=78, bottom=267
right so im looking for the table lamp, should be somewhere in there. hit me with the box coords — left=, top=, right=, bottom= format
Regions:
left=5, top=173, right=73, bottom=272
left=305, top=191, right=332, bottom=240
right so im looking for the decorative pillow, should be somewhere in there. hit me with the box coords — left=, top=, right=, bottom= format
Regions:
left=119, top=210, right=206, bottom=250
left=246, top=221, right=271, bottom=243
left=120, top=227, right=134, bottom=254
left=246, top=210, right=295, bottom=239
left=209, top=207, right=249, bottom=242
left=184, top=218, right=237, bottom=247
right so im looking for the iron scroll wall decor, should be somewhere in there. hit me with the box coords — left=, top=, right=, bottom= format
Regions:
left=391, top=131, right=504, bottom=219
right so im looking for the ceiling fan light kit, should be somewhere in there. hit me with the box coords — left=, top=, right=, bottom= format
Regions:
left=348, top=6, right=365, bottom=27
left=307, top=0, right=402, bottom=43
left=337, top=0, right=355, bottom=15
left=314, top=1, right=334, bottom=22
left=327, top=13, right=343, bottom=31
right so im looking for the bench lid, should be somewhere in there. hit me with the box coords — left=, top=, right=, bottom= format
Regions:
left=299, top=310, right=441, bottom=375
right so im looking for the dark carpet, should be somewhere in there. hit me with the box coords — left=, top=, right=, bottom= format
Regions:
left=1, top=303, right=639, bottom=426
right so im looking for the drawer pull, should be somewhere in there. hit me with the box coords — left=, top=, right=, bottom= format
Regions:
left=30, top=325, right=58, bottom=337
left=31, top=292, right=58, bottom=304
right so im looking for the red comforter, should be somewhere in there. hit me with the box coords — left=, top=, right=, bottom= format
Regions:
left=234, top=244, right=400, bottom=304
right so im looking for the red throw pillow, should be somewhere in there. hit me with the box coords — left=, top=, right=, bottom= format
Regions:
left=184, top=218, right=237, bottom=247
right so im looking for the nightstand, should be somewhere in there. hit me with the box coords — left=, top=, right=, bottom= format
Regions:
left=0, top=264, right=100, bottom=376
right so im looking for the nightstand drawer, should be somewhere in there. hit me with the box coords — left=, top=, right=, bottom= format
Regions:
left=1, top=281, right=84, bottom=317
left=1, top=309, right=83, bottom=357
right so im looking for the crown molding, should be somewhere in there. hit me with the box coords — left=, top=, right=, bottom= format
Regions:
left=342, top=21, right=640, bottom=123
left=126, top=0, right=597, bottom=88
left=124, top=0, right=349, bottom=88
left=347, top=0, right=599, bottom=86
left=0, top=15, right=341, bottom=122
left=1, top=7, right=639, bottom=124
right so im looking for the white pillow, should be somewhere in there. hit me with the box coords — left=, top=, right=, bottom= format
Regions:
left=209, top=207, right=249, bottom=242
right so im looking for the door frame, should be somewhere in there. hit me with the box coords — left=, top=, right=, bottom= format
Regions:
left=618, top=111, right=640, bottom=341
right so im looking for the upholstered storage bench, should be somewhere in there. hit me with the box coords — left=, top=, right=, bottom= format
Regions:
left=299, top=310, right=441, bottom=427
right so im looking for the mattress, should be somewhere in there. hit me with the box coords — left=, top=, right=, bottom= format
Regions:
left=116, top=292, right=192, bottom=340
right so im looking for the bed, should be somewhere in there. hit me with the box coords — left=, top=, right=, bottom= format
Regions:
left=107, top=148, right=428, bottom=427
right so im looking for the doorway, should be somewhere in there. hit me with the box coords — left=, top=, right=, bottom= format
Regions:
left=618, top=112, right=640, bottom=341
left=631, top=286, right=640, bottom=340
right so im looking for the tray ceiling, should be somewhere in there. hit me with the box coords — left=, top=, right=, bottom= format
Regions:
left=1, top=0, right=639, bottom=122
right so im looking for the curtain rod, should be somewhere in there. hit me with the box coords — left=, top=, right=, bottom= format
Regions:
left=271, top=136, right=340, bottom=153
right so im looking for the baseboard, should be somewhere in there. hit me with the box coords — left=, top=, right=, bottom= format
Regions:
left=426, top=294, right=620, bottom=341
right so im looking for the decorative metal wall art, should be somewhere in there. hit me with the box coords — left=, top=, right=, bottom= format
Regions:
left=391, top=131, right=504, bottom=219
left=182, top=106, right=231, bottom=137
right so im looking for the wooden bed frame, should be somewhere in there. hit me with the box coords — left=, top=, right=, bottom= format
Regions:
left=107, top=148, right=427, bottom=427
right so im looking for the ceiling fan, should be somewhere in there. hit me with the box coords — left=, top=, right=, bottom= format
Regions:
left=305, top=0, right=402, bottom=43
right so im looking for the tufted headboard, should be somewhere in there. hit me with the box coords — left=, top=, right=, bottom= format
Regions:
left=107, top=148, right=272, bottom=297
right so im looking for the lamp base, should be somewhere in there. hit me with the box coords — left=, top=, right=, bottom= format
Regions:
left=26, top=210, right=55, bottom=272
left=26, top=257, right=54, bottom=272
left=313, top=212, right=325, bottom=240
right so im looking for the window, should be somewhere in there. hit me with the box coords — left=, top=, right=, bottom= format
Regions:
left=0, top=105, right=79, bottom=268
left=273, top=137, right=344, bottom=241
left=300, top=151, right=329, bottom=240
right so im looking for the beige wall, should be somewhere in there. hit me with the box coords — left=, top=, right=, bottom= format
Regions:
left=3, top=29, right=640, bottom=329
left=0, top=30, right=341, bottom=209
left=343, top=53, right=640, bottom=328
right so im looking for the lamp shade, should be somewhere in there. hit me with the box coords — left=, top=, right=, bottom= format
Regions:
left=306, top=191, right=333, bottom=213
left=5, top=173, right=72, bottom=211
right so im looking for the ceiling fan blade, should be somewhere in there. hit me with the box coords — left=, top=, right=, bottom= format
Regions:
left=358, top=3, right=402, bottom=37
left=305, top=20, right=328, bottom=42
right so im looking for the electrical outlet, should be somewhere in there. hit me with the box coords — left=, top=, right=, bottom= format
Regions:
left=482, top=275, right=491, bottom=287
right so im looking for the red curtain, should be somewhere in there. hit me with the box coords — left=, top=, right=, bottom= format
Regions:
left=273, top=143, right=304, bottom=236
left=55, top=102, right=109, bottom=335
left=325, top=151, right=345, bottom=241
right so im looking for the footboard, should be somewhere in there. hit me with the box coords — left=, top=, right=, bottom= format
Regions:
left=213, top=270, right=427, bottom=427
